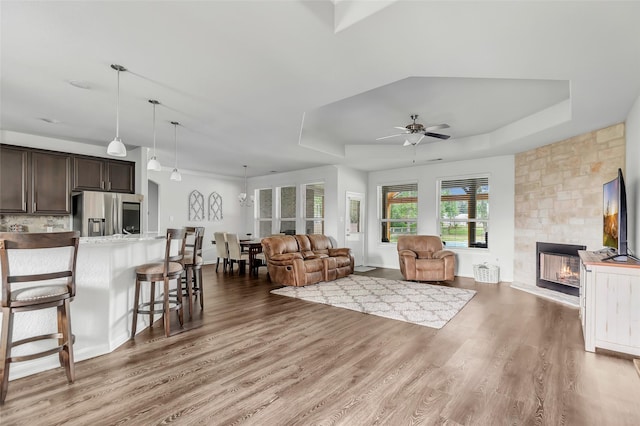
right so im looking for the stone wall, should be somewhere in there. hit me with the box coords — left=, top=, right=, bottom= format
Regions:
left=513, top=123, right=625, bottom=286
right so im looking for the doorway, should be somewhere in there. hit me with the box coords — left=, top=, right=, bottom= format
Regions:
left=345, top=192, right=365, bottom=267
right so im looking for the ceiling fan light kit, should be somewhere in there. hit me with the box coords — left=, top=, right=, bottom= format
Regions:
left=107, top=64, right=128, bottom=157
left=376, top=114, right=450, bottom=146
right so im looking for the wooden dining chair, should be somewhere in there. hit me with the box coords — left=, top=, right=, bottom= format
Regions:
left=131, top=228, right=186, bottom=339
left=0, top=231, right=80, bottom=404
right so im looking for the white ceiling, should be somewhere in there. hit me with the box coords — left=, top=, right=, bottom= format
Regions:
left=2, top=1, right=640, bottom=178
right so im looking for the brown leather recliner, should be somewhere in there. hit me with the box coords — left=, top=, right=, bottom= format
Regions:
left=397, top=235, right=455, bottom=282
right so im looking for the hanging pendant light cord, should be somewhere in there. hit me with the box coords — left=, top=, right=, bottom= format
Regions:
left=174, top=123, right=178, bottom=168
left=152, top=102, right=157, bottom=156
left=115, top=69, right=120, bottom=139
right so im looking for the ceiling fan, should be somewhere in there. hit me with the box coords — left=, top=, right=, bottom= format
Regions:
left=376, top=114, right=450, bottom=146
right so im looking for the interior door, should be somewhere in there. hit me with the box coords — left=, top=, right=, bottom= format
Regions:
left=345, top=192, right=365, bottom=267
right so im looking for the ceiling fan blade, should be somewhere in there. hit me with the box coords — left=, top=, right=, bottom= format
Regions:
left=424, top=132, right=451, bottom=140
left=403, top=140, right=412, bottom=146
left=376, top=133, right=403, bottom=140
left=394, top=126, right=409, bottom=131
left=424, top=123, right=450, bottom=131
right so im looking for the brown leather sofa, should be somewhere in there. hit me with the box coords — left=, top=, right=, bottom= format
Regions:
left=397, top=235, right=455, bottom=282
left=261, top=235, right=354, bottom=286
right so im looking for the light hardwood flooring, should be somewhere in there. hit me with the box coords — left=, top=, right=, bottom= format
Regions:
left=1, top=266, right=640, bottom=425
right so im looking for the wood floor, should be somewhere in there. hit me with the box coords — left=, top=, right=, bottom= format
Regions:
left=1, top=266, right=640, bottom=425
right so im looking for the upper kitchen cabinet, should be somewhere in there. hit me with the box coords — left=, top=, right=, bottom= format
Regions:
left=31, top=151, right=72, bottom=214
left=73, top=156, right=134, bottom=193
left=0, top=145, right=71, bottom=215
left=0, top=145, right=30, bottom=213
left=106, top=160, right=134, bottom=193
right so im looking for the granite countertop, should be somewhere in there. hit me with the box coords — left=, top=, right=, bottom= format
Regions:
left=80, top=234, right=164, bottom=244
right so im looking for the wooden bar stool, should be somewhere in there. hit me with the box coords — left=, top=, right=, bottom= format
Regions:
left=131, top=228, right=186, bottom=339
left=0, top=231, right=80, bottom=404
left=181, top=226, right=205, bottom=318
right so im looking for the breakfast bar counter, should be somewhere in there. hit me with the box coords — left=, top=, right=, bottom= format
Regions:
left=5, top=234, right=165, bottom=380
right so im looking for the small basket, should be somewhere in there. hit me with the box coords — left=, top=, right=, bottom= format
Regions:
left=473, top=263, right=499, bottom=284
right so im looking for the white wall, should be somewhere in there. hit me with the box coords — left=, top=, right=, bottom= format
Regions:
left=626, top=92, right=640, bottom=254
left=150, top=169, right=244, bottom=264
left=366, top=155, right=515, bottom=281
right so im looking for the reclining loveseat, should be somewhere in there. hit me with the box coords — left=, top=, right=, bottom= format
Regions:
left=261, top=234, right=354, bottom=286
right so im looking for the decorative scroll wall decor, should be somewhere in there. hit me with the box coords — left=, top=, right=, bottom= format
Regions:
left=189, top=190, right=204, bottom=221
left=208, top=192, right=223, bottom=221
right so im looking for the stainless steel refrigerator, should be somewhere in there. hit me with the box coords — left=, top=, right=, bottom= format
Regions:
left=72, top=191, right=144, bottom=237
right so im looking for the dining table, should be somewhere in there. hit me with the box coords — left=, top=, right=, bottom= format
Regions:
left=240, top=239, right=263, bottom=276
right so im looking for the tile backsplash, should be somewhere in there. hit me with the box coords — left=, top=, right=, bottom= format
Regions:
left=0, top=215, right=71, bottom=232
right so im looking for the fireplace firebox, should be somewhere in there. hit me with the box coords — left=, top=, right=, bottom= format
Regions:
left=536, top=242, right=586, bottom=296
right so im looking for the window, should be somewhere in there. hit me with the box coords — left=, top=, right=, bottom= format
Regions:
left=279, top=186, right=297, bottom=234
left=303, top=183, right=324, bottom=234
left=380, top=183, right=418, bottom=243
left=257, top=188, right=273, bottom=238
left=439, top=176, right=489, bottom=248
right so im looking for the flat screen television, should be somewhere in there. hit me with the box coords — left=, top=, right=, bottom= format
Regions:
left=603, top=168, right=629, bottom=261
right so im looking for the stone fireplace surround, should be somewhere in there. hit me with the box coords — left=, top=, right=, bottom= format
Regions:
left=512, top=123, right=625, bottom=306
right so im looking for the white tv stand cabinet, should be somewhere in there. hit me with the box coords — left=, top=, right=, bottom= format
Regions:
left=579, top=251, right=640, bottom=356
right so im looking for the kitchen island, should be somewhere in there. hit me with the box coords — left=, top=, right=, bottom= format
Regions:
left=5, top=234, right=165, bottom=380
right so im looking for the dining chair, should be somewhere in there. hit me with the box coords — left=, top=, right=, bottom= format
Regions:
left=226, top=233, right=249, bottom=274
left=0, top=231, right=80, bottom=404
left=131, top=228, right=186, bottom=339
left=214, top=232, right=228, bottom=272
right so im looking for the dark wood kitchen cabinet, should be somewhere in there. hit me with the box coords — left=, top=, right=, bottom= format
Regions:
left=0, top=145, right=30, bottom=213
left=73, top=156, right=134, bottom=193
left=0, top=146, right=71, bottom=214
left=31, top=151, right=72, bottom=214
left=106, top=160, right=134, bottom=193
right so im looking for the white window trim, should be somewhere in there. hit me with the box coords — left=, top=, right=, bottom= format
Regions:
left=436, top=173, right=490, bottom=251
left=378, top=181, right=418, bottom=245
left=302, top=182, right=325, bottom=235
left=277, top=185, right=297, bottom=234
left=255, top=187, right=274, bottom=238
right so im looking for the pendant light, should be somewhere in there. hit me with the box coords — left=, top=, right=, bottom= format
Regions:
left=170, top=121, right=182, bottom=181
left=146, top=100, right=162, bottom=171
left=107, top=64, right=127, bottom=157
left=238, top=165, right=254, bottom=207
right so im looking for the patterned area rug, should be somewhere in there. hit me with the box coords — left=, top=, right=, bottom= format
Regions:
left=270, top=275, right=476, bottom=329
